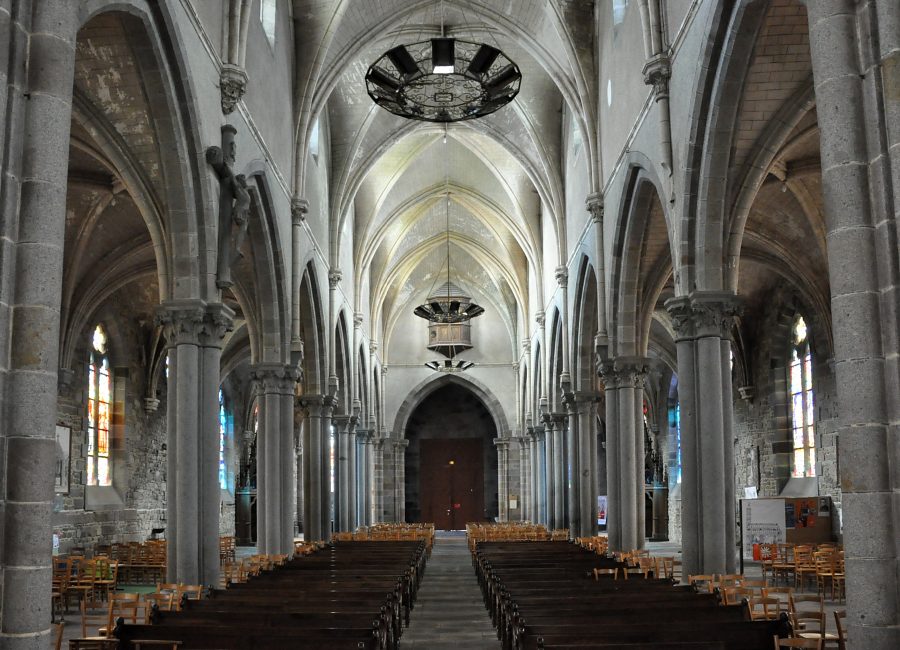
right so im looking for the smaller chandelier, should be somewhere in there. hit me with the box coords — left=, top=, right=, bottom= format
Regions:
left=426, top=359, right=475, bottom=373
left=366, top=38, right=522, bottom=123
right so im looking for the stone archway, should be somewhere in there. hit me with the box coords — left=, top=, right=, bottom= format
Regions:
left=402, top=383, right=499, bottom=528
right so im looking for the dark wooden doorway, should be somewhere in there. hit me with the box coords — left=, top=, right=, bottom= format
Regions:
left=419, top=438, right=484, bottom=530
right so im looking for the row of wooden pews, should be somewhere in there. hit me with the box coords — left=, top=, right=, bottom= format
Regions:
left=110, top=540, right=427, bottom=649
left=474, top=541, right=791, bottom=650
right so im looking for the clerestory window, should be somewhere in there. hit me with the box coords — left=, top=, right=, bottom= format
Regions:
left=789, top=315, right=816, bottom=477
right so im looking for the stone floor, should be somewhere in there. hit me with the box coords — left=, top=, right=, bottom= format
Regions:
left=401, top=531, right=500, bottom=649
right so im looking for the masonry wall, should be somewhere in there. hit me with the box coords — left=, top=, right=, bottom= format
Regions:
left=731, top=287, right=842, bottom=541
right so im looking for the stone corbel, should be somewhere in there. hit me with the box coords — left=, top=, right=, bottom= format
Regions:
left=220, top=64, right=248, bottom=115
left=642, top=53, right=671, bottom=99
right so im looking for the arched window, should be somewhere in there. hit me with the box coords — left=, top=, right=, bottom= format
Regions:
left=87, top=325, right=112, bottom=486
left=310, top=117, right=321, bottom=164
left=613, top=0, right=628, bottom=26
left=669, top=402, right=682, bottom=484
left=260, top=0, right=276, bottom=45
left=218, top=389, right=228, bottom=490
left=789, top=315, right=816, bottom=477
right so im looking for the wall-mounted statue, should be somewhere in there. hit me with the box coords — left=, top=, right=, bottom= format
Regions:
left=206, top=124, right=252, bottom=289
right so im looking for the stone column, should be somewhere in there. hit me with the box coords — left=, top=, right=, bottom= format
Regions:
left=524, top=429, right=534, bottom=522
left=613, top=358, right=647, bottom=552
left=393, top=439, right=409, bottom=522
left=802, top=2, right=900, bottom=644
left=550, top=413, right=568, bottom=531
left=562, top=399, right=580, bottom=536
left=537, top=423, right=550, bottom=525
left=363, top=432, right=374, bottom=525
left=0, top=4, right=78, bottom=643
left=280, top=368, right=299, bottom=551
left=599, top=362, right=621, bottom=550
left=533, top=426, right=547, bottom=524
left=251, top=364, right=285, bottom=554
left=666, top=292, right=740, bottom=576
left=494, top=438, right=510, bottom=522
left=199, top=305, right=234, bottom=579
left=372, top=435, right=385, bottom=523
left=516, top=436, right=529, bottom=522
left=332, top=415, right=350, bottom=532
left=157, top=302, right=233, bottom=584
left=300, top=395, right=334, bottom=542
left=347, top=423, right=359, bottom=531
left=572, top=394, right=598, bottom=537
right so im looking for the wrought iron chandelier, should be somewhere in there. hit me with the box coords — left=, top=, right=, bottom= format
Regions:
left=414, top=135, right=483, bottom=370
left=365, top=6, right=521, bottom=123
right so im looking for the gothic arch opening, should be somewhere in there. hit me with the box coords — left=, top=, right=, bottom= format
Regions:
left=403, top=383, right=499, bottom=528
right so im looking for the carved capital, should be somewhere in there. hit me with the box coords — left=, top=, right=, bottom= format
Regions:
left=369, top=340, right=379, bottom=355
left=665, top=292, right=741, bottom=341
left=642, top=54, right=671, bottom=98
left=522, top=339, right=531, bottom=354
left=328, top=268, right=342, bottom=288
left=143, top=397, right=160, bottom=413
left=156, top=301, right=206, bottom=347
left=493, top=437, right=511, bottom=449
left=220, top=64, right=248, bottom=115
left=555, top=265, right=569, bottom=288
left=291, top=197, right=309, bottom=226
left=199, top=302, right=236, bottom=348
left=585, top=192, right=604, bottom=224
left=353, top=312, right=364, bottom=329
left=614, top=357, right=650, bottom=389
left=598, top=358, right=618, bottom=390
left=535, top=310, right=545, bottom=328
left=250, top=363, right=288, bottom=393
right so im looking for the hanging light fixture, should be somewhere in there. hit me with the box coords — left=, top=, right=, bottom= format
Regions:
left=365, top=2, right=521, bottom=122
left=415, top=127, right=482, bottom=370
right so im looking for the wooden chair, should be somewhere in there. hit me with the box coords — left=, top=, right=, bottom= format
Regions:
left=749, top=596, right=782, bottom=621
left=93, top=559, right=118, bottom=601
left=833, top=610, right=847, bottom=650
left=131, top=642, right=183, bottom=649
left=794, top=546, right=817, bottom=590
left=831, top=554, right=845, bottom=602
left=53, top=622, right=65, bottom=650
left=790, top=594, right=839, bottom=645
left=142, top=592, right=174, bottom=622
left=773, top=544, right=796, bottom=585
left=68, top=640, right=119, bottom=650
left=177, top=584, right=203, bottom=606
left=105, top=592, right=141, bottom=635
left=592, top=567, right=618, bottom=580
left=774, top=638, right=823, bottom=649
left=723, top=586, right=754, bottom=606
left=622, top=565, right=648, bottom=579
left=79, top=597, right=108, bottom=639
left=688, top=574, right=715, bottom=592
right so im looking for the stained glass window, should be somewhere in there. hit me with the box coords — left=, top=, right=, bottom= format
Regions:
left=87, top=325, right=112, bottom=486
left=789, top=316, right=816, bottom=477
left=218, top=389, right=227, bottom=490
left=670, top=403, right=682, bottom=484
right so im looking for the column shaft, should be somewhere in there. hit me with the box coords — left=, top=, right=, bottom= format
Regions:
left=603, top=380, right=621, bottom=550
left=803, top=1, right=900, bottom=643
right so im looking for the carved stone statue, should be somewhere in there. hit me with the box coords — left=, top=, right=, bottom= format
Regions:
left=206, top=124, right=252, bottom=289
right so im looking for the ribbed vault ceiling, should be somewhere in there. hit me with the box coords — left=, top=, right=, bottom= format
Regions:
left=293, top=0, right=596, bottom=347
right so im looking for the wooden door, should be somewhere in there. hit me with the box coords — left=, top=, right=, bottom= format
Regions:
left=419, top=438, right=484, bottom=530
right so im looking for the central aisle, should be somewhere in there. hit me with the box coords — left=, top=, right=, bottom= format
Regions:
left=402, top=532, right=500, bottom=649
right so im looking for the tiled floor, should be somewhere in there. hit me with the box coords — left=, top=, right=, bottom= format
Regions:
left=401, top=532, right=500, bottom=649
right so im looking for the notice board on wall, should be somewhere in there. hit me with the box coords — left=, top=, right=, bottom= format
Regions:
left=741, top=498, right=786, bottom=560
left=741, top=496, right=833, bottom=560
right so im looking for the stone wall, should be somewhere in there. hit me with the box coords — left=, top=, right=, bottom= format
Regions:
left=732, top=287, right=842, bottom=540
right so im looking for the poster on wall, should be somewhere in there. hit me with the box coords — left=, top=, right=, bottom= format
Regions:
left=597, top=495, right=608, bottom=526
left=741, top=498, right=785, bottom=560
left=54, top=425, right=70, bottom=494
